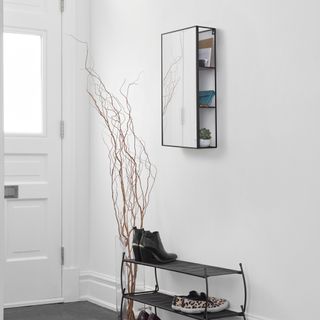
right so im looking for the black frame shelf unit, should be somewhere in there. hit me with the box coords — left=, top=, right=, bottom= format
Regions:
left=161, top=25, right=218, bottom=149
left=197, top=26, right=217, bottom=149
left=120, top=254, right=247, bottom=320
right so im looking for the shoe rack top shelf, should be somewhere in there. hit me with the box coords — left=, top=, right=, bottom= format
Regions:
left=124, top=292, right=243, bottom=320
left=123, top=258, right=242, bottom=278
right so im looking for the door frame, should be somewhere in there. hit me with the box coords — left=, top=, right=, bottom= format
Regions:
left=1, top=1, right=5, bottom=318
left=61, top=0, right=79, bottom=301
left=61, top=0, right=90, bottom=302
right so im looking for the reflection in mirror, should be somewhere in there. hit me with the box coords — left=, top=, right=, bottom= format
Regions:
left=162, top=27, right=197, bottom=148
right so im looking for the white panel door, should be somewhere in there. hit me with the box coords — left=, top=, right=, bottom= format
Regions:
left=3, top=0, right=62, bottom=305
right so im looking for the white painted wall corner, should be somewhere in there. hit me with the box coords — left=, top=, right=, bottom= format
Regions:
left=79, top=271, right=117, bottom=311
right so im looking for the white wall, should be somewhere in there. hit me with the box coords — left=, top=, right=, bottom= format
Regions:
left=86, top=1, right=320, bottom=319
left=0, top=2, right=4, bottom=318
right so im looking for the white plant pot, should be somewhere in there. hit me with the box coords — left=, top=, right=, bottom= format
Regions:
left=200, top=139, right=211, bottom=148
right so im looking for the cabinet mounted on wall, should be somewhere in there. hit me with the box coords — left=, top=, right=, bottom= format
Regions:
left=161, top=26, right=217, bottom=149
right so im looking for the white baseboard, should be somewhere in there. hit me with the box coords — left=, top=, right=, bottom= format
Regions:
left=4, top=298, right=64, bottom=308
left=79, top=270, right=117, bottom=311
left=80, top=295, right=117, bottom=311
left=247, top=314, right=274, bottom=320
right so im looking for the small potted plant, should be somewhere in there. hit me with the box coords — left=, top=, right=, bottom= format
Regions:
left=199, top=128, right=212, bottom=147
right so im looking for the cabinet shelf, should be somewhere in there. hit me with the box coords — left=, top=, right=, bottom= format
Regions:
left=120, top=254, right=247, bottom=320
left=199, top=66, right=216, bottom=70
left=124, top=292, right=243, bottom=320
left=199, top=105, right=216, bottom=109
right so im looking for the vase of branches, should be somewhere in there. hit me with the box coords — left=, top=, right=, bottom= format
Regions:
left=84, top=46, right=156, bottom=320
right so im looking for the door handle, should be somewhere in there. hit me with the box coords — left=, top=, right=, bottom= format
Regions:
left=4, top=185, right=19, bottom=199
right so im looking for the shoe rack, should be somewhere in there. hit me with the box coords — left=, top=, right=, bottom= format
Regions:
left=119, top=253, right=247, bottom=320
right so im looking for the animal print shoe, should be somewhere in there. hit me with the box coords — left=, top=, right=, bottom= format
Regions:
left=171, top=291, right=199, bottom=311
left=180, top=296, right=229, bottom=313
left=206, top=297, right=229, bottom=312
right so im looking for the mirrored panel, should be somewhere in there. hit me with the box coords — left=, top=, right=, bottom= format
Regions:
left=162, top=27, right=197, bottom=148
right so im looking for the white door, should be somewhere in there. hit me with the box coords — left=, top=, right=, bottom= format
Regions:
left=3, top=0, right=62, bottom=306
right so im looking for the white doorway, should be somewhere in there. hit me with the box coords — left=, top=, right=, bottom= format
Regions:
left=3, top=0, right=62, bottom=306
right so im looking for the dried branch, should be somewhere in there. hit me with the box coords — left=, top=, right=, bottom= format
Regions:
left=76, top=39, right=157, bottom=320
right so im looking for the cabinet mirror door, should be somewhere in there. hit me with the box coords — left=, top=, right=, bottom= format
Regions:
left=162, top=27, right=197, bottom=148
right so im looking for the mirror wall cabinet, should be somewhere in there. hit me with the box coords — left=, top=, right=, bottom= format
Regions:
left=161, top=26, right=217, bottom=149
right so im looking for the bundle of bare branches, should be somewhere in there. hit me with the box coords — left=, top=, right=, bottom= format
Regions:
left=84, top=45, right=156, bottom=320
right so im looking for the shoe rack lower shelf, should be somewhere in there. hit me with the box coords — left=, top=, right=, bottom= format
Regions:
left=123, top=292, right=243, bottom=320
left=120, top=254, right=247, bottom=320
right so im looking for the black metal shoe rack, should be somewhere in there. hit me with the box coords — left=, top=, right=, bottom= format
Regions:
left=120, top=253, right=247, bottom=320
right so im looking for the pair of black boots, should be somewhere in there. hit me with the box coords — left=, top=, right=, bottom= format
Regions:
left=132, top=227, right=177, bottom=264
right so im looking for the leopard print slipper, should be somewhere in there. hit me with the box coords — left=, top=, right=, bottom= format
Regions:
left=180, top=296, right=229, bottom=314
left=171, top=291, right=199, bottom=311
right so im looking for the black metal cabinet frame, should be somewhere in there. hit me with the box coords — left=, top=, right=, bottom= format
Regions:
left=161, top=26, right=217, bottom=149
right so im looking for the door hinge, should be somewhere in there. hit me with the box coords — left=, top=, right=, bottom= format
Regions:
left=60, top=120, right=65, bottom=139
left=60, top=0, right=64, bottom=13
left=61, top=246, right=65, bottom=265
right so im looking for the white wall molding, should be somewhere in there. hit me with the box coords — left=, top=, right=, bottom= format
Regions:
left=80, top=271, right=116, bottom=287
left=79, top=271, right=117, bottom=311
left=247, top=314, right=274, bottom=320
left=4, top=298, right=64, bottom=309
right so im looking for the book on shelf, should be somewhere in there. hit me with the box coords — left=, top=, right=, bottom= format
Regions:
left=199, top=36, right=215, bottom=67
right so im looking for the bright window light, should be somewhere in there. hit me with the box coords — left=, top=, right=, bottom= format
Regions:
left=4, top=32, right=43, bottom=134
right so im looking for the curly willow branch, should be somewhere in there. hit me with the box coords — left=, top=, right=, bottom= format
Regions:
left=79, top=40, right=157, bottom=320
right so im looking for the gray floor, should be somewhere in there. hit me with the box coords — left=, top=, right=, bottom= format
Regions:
left=4, top=302, right=117, bottom=320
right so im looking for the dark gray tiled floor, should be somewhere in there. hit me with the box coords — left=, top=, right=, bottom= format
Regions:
left=4, top=302, right=117, bottom=320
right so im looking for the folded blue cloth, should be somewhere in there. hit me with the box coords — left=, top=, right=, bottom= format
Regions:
left=199, top=90, right=215, bottom=106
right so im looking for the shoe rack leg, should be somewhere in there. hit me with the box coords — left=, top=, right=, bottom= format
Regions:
left=120, top=252, right=125, bottom=320
left=239, top=263, right=247, bottom=313
left=204, top=267, right=208, bottom=320
left=119, top=296, right=124, bottom=320
left=241, top=306, right=247, bottom=320
left=120, top=252, right=126, bottom=293
left=154, top=267, right=159, bottom=292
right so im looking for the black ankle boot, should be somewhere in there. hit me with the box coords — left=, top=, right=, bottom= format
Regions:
left=140, top=231, right=177, bottom=264
left=132, top=227, right=144, bottom=261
